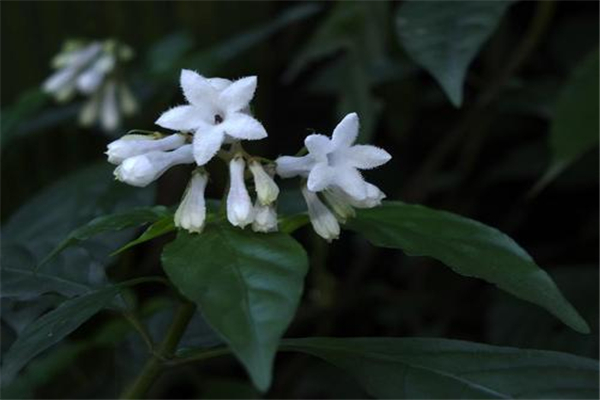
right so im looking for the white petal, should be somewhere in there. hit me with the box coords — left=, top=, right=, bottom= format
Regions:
left=219, top=76, right=257, bottom=112
left=345, top=145, right=392, bottom=170
left=275, top=155, right=315, bottom=178
left=155, top=105, right=212, bottom=132
left=304, top=134, right=332, bottom=160
left=301, top=185, right=340, bottom=241
left=193, top=128, right=225, bottom=166
left=331, top=112, right=359, bottom=149
left=307, top=162, right=334, bottom=192
left=42, top=67, right=77, bottom=94
left=174, top=170, right=208, bottom=233
left=180, top=69, right=219, bottom=106
left=208, top=77, right=233, bottom=91
left=220, top=113, right=267, bottom=140
left=332, top=167, right=367, bottom=200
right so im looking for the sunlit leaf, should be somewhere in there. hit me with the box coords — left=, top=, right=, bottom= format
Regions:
left=162, top=224, right=309, bottom=391
left=347, top=201, right=589, bottom=334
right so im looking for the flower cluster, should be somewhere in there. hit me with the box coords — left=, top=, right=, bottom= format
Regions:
left=43, top=39, right=138, bottom=132
left=106, top=70, right=391, bottom=240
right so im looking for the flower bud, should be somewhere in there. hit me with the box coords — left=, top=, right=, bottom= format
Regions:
left=249, top=161, right=279, bottom=205
left=101, top=80, right=119, bottom=131
left=174, top=169, right=208, bottom=233
left=106, top=133, right=186, bottom=165
left=301, top=185, right=340, bottom=242
left=322, top=189, right=356, bottom=223
left=114, top=144, right=193, bottom=187
left=252, top=201, right=278, bottom=233
left=347, top=183, right=386, bottom=208
left=227, top=157, right=254, bottom=228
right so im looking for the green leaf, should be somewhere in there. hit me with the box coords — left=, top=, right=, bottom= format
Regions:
left=395, top=1, right=512, bottom=106
left=0, top=163, right=154, bottom=299
left=0, top=88, right=48, bottom=148
left=161, top=224, right=309, bottom=392
left=1, top=286, right=120, bottom=383
left=111, top=214, right=176, bottom=256
left=535, top=49, right=600, bottom=192
left=282, top=337, right=600, bottom=399
left=43, top=205, right=170, bottom=264
left=346, top=201, right=589, bottom=334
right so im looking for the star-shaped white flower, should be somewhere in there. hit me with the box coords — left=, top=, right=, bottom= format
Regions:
left=276, top=113, right=391, bottom=200
left=155, top=70, right=267, bottom=166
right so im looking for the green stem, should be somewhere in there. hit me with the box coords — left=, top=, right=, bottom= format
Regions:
left=119, top=301, right=196, bottom=399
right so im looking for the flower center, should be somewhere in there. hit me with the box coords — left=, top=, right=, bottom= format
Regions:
left=214, top=114, right=224, bottom=124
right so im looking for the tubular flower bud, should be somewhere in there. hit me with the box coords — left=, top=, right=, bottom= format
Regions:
left=106, top=133, right=186, bottom=165
left=227, top=157, right=254, bottom=228
left=322, top=189, right=356, bottom=223
left=252, top=201, right=278, bottom=233
left=174, top=169, right=209, bottom=233
left=114, top=145, right=193, bottom=187
left=249, top=161, right=279, bottom=205
left=301, top=184, right=340, bottom=242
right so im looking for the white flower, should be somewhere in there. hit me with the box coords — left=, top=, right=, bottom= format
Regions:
left=174, top=169, right=209, bottom=233
left=301, top=185, right=340, bottom=241
left=114, top=145, right=193, bottom=187
left=276, top=113, right=391, bottom=201
left=155, top=69, right=267, bottom=166
left=252, top=201, right=278, bottom=233
left=321, top=189, right=356, bottom=223
left=106, top=133, right=186, bottom=165
left=249, top=161, right=279, bottom=205
left=227, top=157, right=254, bottom=228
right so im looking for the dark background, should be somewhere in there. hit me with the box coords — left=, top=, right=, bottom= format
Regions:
left=1, top=1, right=598, bottom=398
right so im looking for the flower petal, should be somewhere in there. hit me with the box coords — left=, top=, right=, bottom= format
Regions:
left=221, top=112, right=267, bottom=140
left=193, top=128, right=225, bottom=166
left=331, top=112, right=360, bottom=149
left=208, top=77, right=232, bottom=91
left=180, top=69, right=219, bottom=106
left=155, top=105, right=211, bottom=132
left=332, top=166, right=367, bottom=200
left=275, top=155, right=315, bottom=178
left=304, top=134, right=332, bottom=160
left=307, top=162, right=334, bottom=192
left=219, top=76, right=257, bottom=112
left=345, top=145, right=392, bottom=170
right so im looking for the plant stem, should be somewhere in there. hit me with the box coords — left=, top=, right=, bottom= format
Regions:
left=119, top=301, right=196, bottom=399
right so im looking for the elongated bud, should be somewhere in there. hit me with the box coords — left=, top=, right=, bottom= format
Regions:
left=322, top=189, right=356, bottom=223
left=114, top=145, right=193, bottom=187
left=76, top=54, right=115, bottom=94
left=174, top=169, right=208, bottom=233
left=119, top=83, right=138, bottom=116
left=252, top=201, right=278, bottom=233
left=347, top=183, right=386, bottom=208
left=249, top=161, right=279, bottom=205
left=79, top=93, right=101, bottom=127
left=227, top=157, right=254, bottom=228
left=301, top=184, right=340, bottom=242
left=106, top=133, right=186, bottom=165
left=101, top=80, right=119, bottom=131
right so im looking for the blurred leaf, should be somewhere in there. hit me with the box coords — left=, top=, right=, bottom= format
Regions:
left=0, top=89, right=48, bottom=147
left=43, top=206, right=170, bottom=264
left=347, top=201, right=590, bottom=334
left=533, top=49, right=600, bottom=193
left=395, top=1, right=512, bottom=106
left=282, top=337, right=600, bottom=399
left=1, top=295, right=65, bottom=335
left=162, top=224, right=309, bottom=392
left=1, top=286, right=120, bottom=383
left=0, top=163, right=155, bottom=299
left=112, top=214, right=176, bottom=256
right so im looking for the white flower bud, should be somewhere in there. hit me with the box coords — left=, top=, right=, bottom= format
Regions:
left=114, top=145, right=193, bottom=187
left=227, top=157, right=254, bottom=228
left=249, top=161, right=279, bottom=205
left=252, top=201, right=278, bottom=233
left=347, top=183, right=386, bottom=208
left=119, top=83, right=138, bottom=116
left=174, top=170, right=208, bottom=233
left=76, top=54, right=115, bottom=94
left=101, top=80, right=119, bottom=131
left=106, top=133, right=186, bottom=165
left=301, top=185, right=340, bottom=242
left=79, top=93, right=101, bottom=127
left=322, top=189, right=356, bottom=223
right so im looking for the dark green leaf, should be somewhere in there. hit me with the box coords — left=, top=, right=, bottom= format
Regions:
left=282, top=337, right=600, bottom=399
left=1, top=163, right=155, bottom=299
left=346, top=201, right=589, bottom=333
left=1, top=286, right=120, bottom=382
left=535, top=49, right=600, bottom=191
left=112, top=214, right=176, bottom=256
left=0, top=89, right=48, bottom=147
left=162, top=224, right=309, bottom=392
left=43, top=206, right=170, bottom=264
left=395, top=1, right=512, bottom=106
